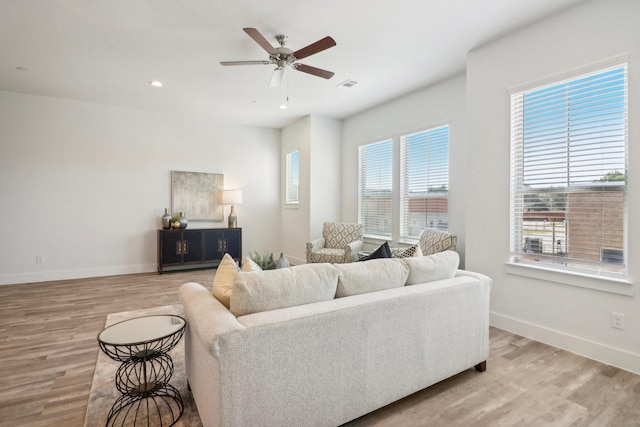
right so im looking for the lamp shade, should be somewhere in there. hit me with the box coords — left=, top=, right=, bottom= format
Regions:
left=222, top=190, right=243, bottom=205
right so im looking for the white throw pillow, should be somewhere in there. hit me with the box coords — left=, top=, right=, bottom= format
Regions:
left=403, top=251, right=459, bottom=285
left=334, top=258, right=409, bottom=298
left=212, top=253, right=239, bottom=308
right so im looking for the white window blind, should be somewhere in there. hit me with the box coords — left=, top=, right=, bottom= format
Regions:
left=510, top=64, right=627, bottom=277
left=358, top=139, right=392, bottom=238
left=400, top=126, right=449, bottom=240
left=285, top=150, right=299, bottom=204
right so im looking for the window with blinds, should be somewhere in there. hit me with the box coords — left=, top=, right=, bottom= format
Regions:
left=285, top=150, right=299, bottom=204
left=358, top=139, right=392, bottom=238
left=400, top=125, right=449, bottom=240
left=510, top=64, right=628, bottom=277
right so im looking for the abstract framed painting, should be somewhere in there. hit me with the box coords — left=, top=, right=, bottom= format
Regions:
left=171, top=171, right=224, bottom=221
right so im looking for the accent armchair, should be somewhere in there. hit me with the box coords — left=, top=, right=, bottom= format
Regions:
left=391, top=228, right=458, bottom=257
left=418, top=228, right=457, bottom=254
left=306, top=222, right=364, bottom=264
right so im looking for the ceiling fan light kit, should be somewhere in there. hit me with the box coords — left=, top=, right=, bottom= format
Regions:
left=221, top=28, right=336, bottom=87
left=270, top=67, right=285, bottom=88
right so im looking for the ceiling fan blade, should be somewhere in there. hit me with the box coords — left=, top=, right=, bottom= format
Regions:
left=220, top=60, right=271, bottom=66
left=295, top=63, right=335, bottom=79
left=293, top=36, right=336, bottom=60
left=243, top=28, right=277, bottom=55
left=269, top=68, right=285, bottom=87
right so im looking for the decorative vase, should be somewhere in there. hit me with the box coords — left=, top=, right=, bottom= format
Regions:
left=161, top=208, right=171, bottom=229
left=179, top=212, right=188, bottom=229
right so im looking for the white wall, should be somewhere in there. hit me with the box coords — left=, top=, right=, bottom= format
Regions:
left=0, top=90, right=281, bottom=285
left=280, top=115, right=342, bottom=264
left=309, top=115, right=342, bottom=239
left=281, top=116, right=311, bottom=264
left=466, top=0, right=640, bottom=373
left=341, top=74, right=467, bottom=267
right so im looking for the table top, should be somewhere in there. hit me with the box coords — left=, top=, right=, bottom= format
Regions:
left=98, top=314, right=185, bottom=346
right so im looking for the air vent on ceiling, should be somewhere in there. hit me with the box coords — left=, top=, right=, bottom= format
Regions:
left=337, top=79, right=358, bottom=89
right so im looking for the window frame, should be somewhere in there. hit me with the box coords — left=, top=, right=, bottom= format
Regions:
left=358, top=139, right=393, bottom=240
left=508, top=61, right=629, bottom=284
left=285, top=150, right=299, bottom=206
left=357, top=123, right=450, bottom=243
left=399, top=125, right=450, bottom=241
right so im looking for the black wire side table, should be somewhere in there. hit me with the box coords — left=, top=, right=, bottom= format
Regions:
left=98, top=314, right=186, bottom=427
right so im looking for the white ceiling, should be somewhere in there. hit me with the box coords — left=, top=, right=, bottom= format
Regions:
left=0, top=0, right=585, bottom=129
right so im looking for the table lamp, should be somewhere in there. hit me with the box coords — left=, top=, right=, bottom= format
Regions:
left=222, top=190, right=243, bottom=228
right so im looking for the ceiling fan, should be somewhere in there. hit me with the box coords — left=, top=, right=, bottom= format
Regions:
left=221, top=28, right=336, bottom=87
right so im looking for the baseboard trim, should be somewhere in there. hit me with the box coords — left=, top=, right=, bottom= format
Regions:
left=0, top=263, right=157, bottom=286
left=490, top=311, right=640, bottom=375
left=286, top=255, right=306, bottom=266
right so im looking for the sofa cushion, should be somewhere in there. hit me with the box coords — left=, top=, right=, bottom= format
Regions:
left=403, top=251, right=459, bottom=285
left=230, top=263, right=339, bottom=316
left=213, top=254, right=262, bottom=308
left=334, top=257, right=409, bottom=298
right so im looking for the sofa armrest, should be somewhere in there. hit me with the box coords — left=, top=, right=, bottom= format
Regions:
left=306, top=237, right=325, bottom=254
left=179, top=282, right=246, bottom=358
left=455, top=269, right=493, bottom=290
left=346, top=240, right=364, bottom=262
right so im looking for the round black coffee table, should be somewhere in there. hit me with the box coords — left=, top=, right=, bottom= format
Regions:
left=98, top=314, right=186, bottom=427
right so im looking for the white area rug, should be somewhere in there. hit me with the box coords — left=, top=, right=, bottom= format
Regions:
left=84, top=304, right=203, bottom=426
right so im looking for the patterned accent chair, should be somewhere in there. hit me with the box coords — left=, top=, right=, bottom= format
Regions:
left=306, top=222, right=364, bottom=264
left=391, top=228, right=458, bottom=257
left=418, top=228, right=457, bottom=255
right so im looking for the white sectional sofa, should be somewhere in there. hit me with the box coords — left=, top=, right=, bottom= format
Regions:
left=179, top=251, right=491, bottom=427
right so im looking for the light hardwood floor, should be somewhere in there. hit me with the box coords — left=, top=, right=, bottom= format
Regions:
left=1, top=270, right=639, bottom=427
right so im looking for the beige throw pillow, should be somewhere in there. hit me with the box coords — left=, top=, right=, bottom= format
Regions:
left=212, top=255, right=262, bottom=308
left=212, top=254, right=238, bottom=308
left=242, top=256, right=263, bottom=272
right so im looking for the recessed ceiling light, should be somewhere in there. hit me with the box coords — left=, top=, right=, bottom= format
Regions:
left=149, top=80, right=163, bottom=88
left=279, top=104, right=288, bottom=110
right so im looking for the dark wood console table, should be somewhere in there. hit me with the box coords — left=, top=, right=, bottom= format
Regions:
left=157, top=228, right=242, bottom=274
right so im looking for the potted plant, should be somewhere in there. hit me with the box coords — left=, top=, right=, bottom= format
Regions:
left=250, top=251, right=275, bottom=270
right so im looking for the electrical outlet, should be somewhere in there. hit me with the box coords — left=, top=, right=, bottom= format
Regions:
left=611, top=312, right=625, bottom=330
left=36, top=255, right=45, bottom=264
